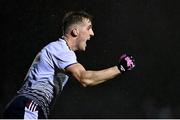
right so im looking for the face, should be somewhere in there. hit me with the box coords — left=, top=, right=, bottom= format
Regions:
left=76, top=18, right=94, bottom=51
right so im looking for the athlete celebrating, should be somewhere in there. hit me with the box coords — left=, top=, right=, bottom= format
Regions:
left=3, top=11, right=135, bottom=119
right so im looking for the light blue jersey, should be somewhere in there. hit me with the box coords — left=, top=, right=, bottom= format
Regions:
left=17, top=38, right=77, bottom=117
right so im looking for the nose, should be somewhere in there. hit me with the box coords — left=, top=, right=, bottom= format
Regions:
left=90, top=29, right=94, bottom=37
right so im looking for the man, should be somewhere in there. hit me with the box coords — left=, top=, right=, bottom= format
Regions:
left=3, top=11, right=135, bottom=119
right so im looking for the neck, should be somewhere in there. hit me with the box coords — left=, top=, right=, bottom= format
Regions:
left=62, top=35, right=77, bottom=51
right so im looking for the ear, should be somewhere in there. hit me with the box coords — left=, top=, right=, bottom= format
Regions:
left=71, top=28, right=79, bottom=37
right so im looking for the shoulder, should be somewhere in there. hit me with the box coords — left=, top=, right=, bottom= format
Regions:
left=42, top=38, right=77, bottom=61
left=43, top=38, right=72, bottom=54
left=46, top=39, right=65, bottom=50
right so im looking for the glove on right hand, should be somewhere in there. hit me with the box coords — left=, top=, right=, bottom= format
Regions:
left=117, top=54, right=135, bottom=74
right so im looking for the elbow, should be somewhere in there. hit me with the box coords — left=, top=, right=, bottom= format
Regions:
left=76, top=71, right=96, bottom=87
left=81, top=83, right=88, bottom=87
left=79, top=78, right=95, bottom=87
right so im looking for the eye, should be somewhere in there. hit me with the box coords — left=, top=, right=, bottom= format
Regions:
left=87, top=25, right=92, bottom=30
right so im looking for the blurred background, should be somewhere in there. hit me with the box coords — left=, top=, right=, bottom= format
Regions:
left=1, top=0, right=180, bottom=118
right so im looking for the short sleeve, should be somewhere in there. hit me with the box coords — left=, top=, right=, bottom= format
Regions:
left=46, top=40, right=78, bottom=70
left=53, top=50, right=77, bottom=69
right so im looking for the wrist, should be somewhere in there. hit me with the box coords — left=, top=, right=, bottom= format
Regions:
left=117, top=64, right=126, bottom=74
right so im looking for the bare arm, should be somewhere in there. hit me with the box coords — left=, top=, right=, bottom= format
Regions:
left=66, top=63, right=121, bottom=87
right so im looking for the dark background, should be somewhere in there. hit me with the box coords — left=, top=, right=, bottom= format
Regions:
left=1, top=0, right=180, bottom=118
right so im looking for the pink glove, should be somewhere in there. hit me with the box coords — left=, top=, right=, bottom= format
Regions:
left=117, top=54, right=135, bottom=73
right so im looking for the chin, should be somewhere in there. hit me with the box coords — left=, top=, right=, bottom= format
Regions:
left=81, top=48, right=86, bottom=51
left=79, top=46, right=86, bottom=51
